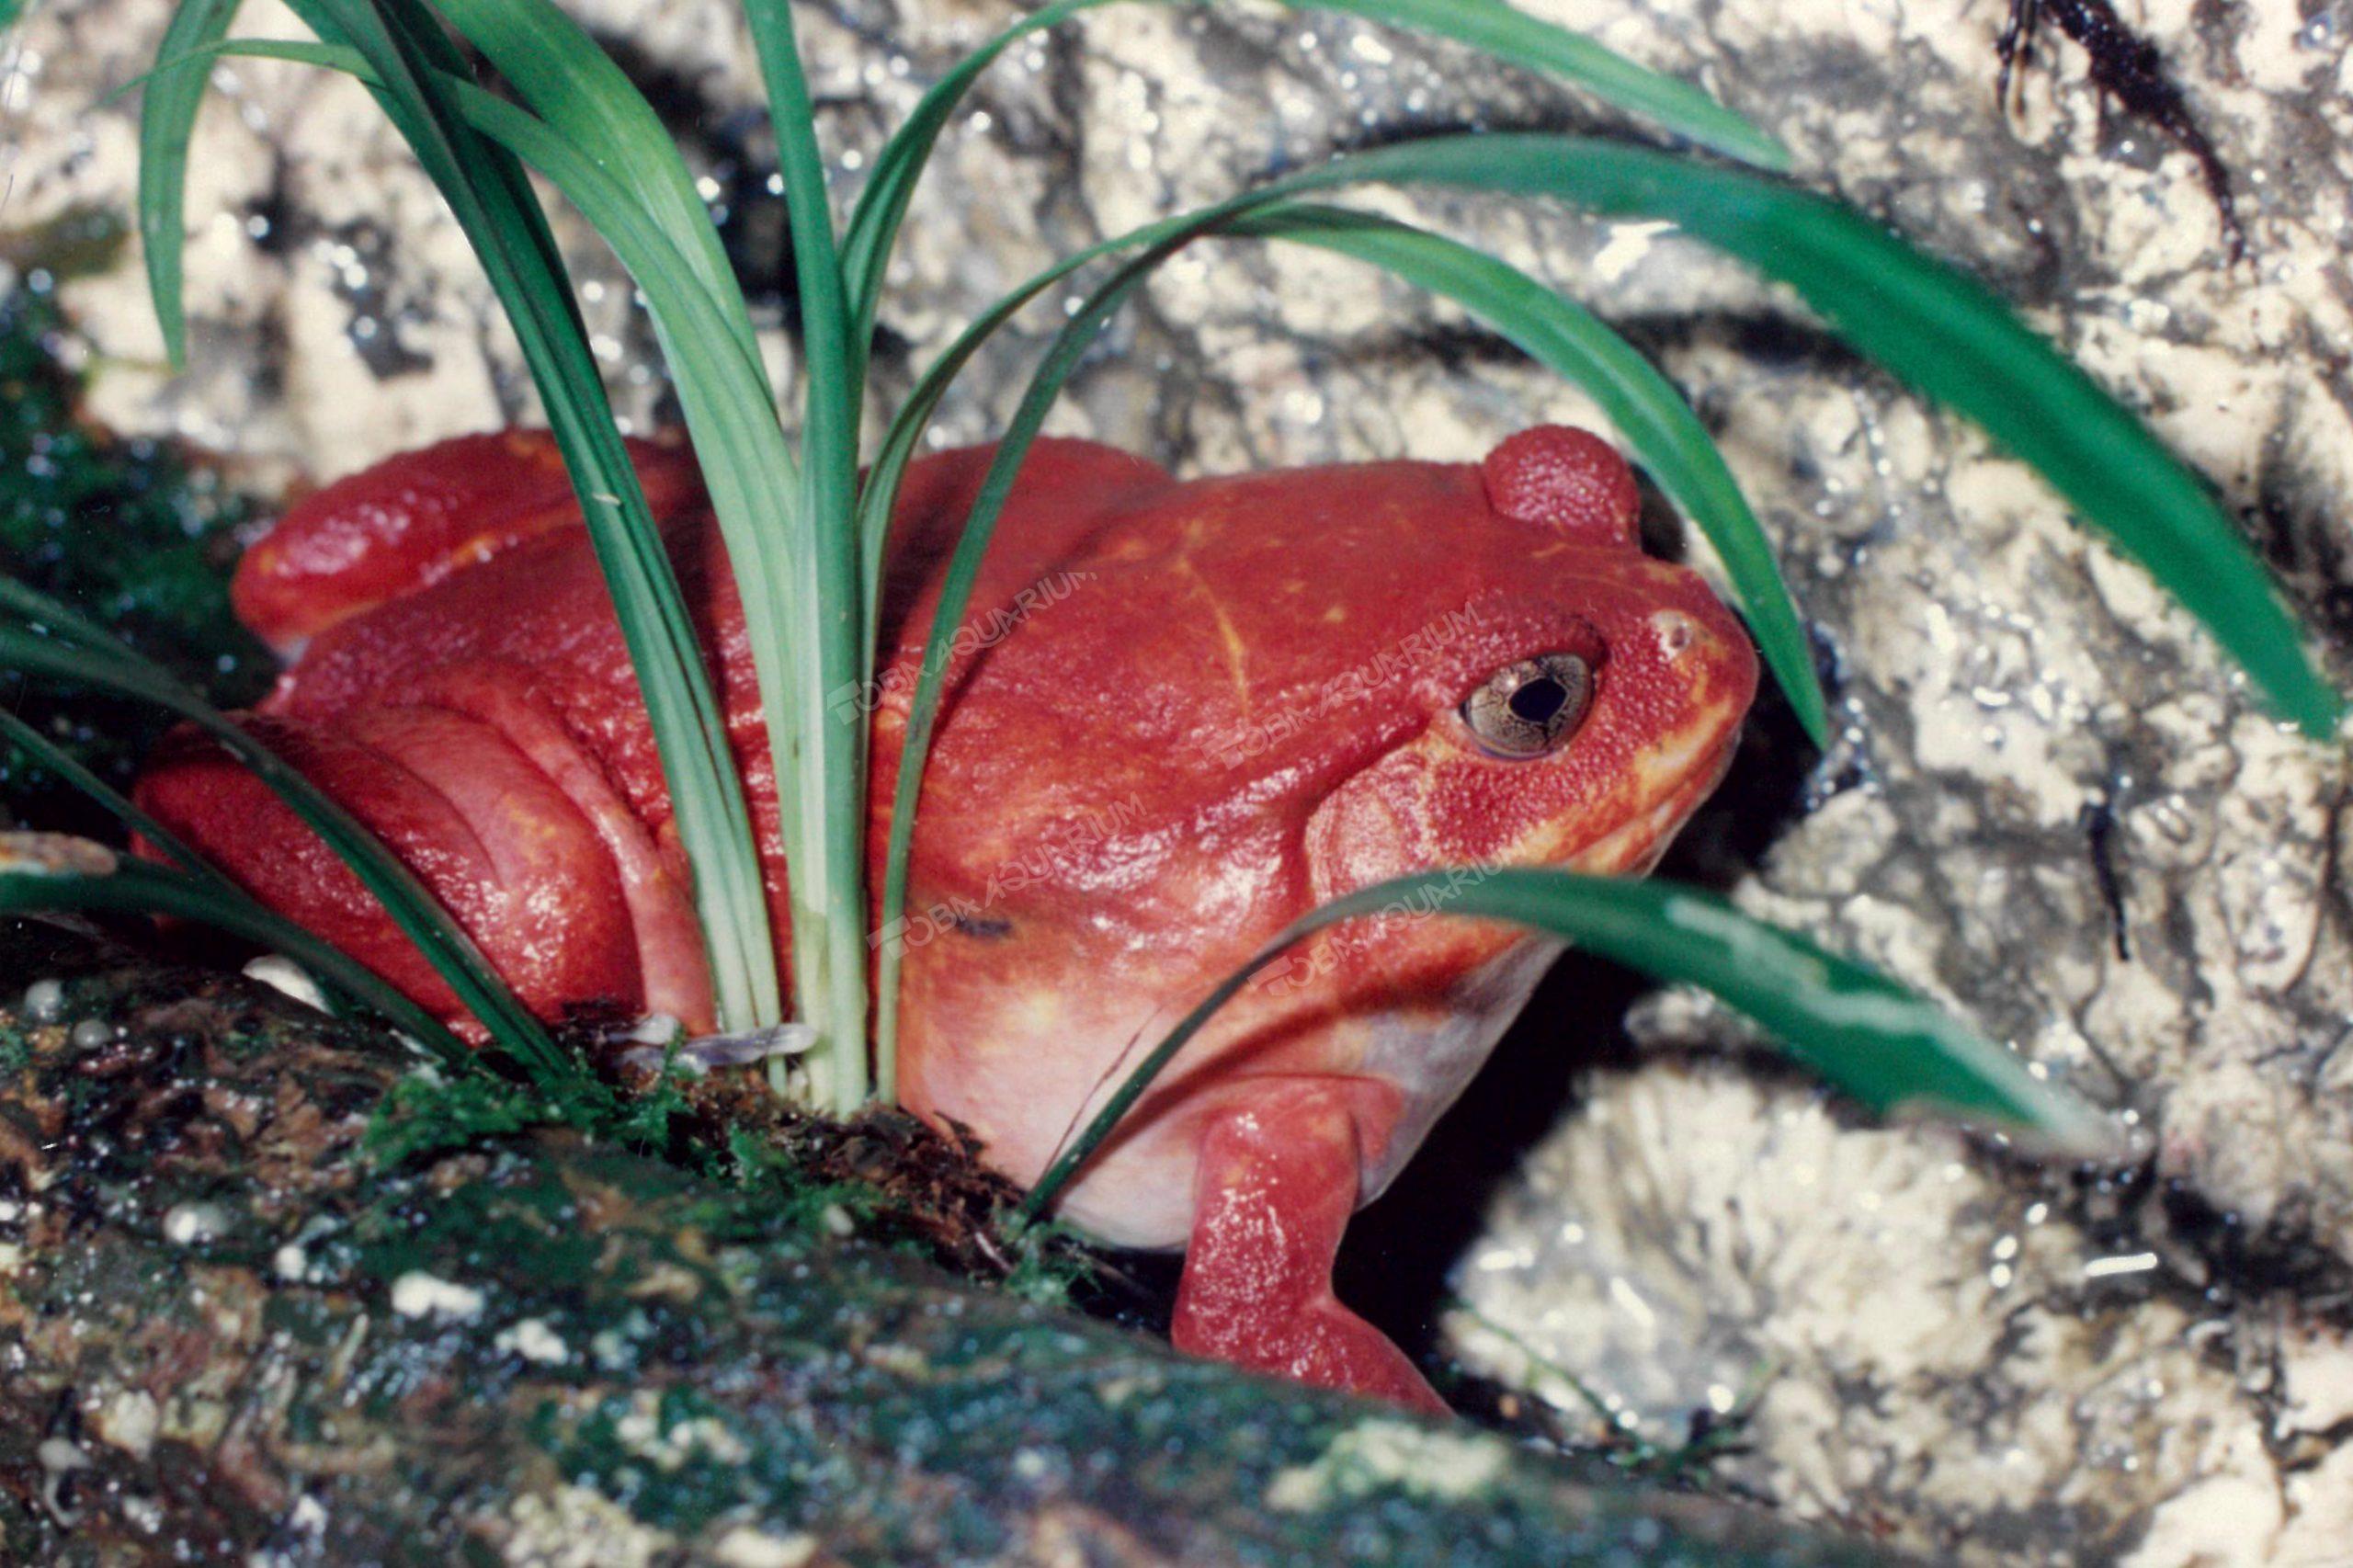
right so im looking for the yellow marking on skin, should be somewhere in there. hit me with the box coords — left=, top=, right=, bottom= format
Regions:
left=1174, top=548, right=1253, bottom=715
left=1322, top=605, right=1347, bottom=624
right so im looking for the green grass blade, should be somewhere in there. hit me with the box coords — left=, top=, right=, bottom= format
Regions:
left=1021, top=867, right=2109, bottom=1219
left=856, top=229, right=1140, bottom=631
left=882, top=133, right=2342, bottom=744
left=843, top=0, right=1787, bottom=354
left=745, top=0, right=870, bottom=1112
left=1223, top=201, right=1824, bottom=746
left=858, top=208, right=1253, bottom=653
left=0, top=833, right=471, bottom=1065
left=873, top=226, right=1200, bottom=1078
left=268, top=0, right=781, bottom=1031
left=206, top=32, right=808, bottom=1046
left=441, top=84, right=813, bottom=1047
left=0, top=703, right=225, bottom=887
left=135, top=0, right=243, bottom=369
left=0, top=574, right=135, bottom=652
left=0, top=602, right=570, bottom=1083
left=1256, top=135, right=2342, bottom=739
left=840, top=0, right=1106, bottom=373
left=864, top=187, right=1818, bottom=1062
left=875, top=131, right=2339, bottom=1070
left=1329, top=0, right=1785, bottom=166
left=202, top=25, right=877, bottom=1096
left=424, top=0, right=765, bottom=379
left=870, top=188, right=1834, bottom=1073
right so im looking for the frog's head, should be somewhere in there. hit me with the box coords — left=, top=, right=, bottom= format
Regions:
left=1280, top=424, right=1758, bottom=901
left=885, top=426, right=1759, bottom=1243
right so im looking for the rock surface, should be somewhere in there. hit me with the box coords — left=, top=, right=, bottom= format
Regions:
left=0, top=919, right=1901, bottom=1566
left=2, top=0, right=2348, bottom=1562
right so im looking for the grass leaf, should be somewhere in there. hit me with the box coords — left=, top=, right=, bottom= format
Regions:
left=0, top=703, right=224, bottom=887
left=1223, top=200, right=1824, bottom=745
left=872, top=214, right=1221, bottom=1075
left=424, top=0, right=765, bottom=378
left=855, top=226, right=1148, bottom=632
left=196, top=30, right=801, bottom=1045
left=883, top=133, right=2341, bottom=756
left=1258, top=135, right=2343, bottom=739
left=1021, top=867, right=2109, bottom=1219
left=0, top=832, right=471, bottom=1065
left=1324, top=0, right=1787, bottom=166
left=0, top=591, right=569, bottom=1082
left=843, top=0, right=1787, bottom=357
left=0, top=574, right=137, bottom=653
left=744, top=0, right=871, bottom=1111
left=862, top=191, right=1822, bottom=1061
left=877, top=127, right=2336, bottom=1086
left=136, top=0, right=244, bottom=369
left=269, top=0, right=782, bottom=1030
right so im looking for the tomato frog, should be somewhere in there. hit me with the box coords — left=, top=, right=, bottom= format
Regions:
left=137, top=424, right=1757, bottom=1414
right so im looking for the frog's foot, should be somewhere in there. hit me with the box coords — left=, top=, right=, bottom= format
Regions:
left=1171, top=1078, right=1447, bottom=1416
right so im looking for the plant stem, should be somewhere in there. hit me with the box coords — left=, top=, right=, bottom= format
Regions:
left=747, top=0, right=870, bottom=1112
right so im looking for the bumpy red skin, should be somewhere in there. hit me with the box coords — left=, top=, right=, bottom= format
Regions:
left=137, top=426, right=1756, bottom=1415
left=232, top=429, right=703, bottom=652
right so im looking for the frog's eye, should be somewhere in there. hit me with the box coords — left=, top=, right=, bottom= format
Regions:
left=1461, top=653, right=1594, bottom=758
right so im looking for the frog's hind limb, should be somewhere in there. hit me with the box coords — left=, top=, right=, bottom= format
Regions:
left=1171, top=1075, right=1449, bottom=1415
left=132, top=663, right=706, bottom=1036
left=232, top=431, right=701, bottom=652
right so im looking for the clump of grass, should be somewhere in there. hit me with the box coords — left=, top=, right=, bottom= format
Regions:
left=6, top=0, right=2338, bottom=1204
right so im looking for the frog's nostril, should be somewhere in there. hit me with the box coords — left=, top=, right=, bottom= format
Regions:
left=1652, top=611, right=1698, bottom=659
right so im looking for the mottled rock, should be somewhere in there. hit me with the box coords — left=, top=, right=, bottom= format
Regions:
left=0, top=920, right=1899, bottom=1564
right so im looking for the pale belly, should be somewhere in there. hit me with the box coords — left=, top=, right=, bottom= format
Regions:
left=903, top=935, right=1564, bottom=1250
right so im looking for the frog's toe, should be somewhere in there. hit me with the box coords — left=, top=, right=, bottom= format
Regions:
left=1170, top=1077, right=1447, bottom=1416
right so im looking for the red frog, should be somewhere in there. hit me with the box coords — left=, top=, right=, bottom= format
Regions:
left=137, top=425, right=1756, bottom=1414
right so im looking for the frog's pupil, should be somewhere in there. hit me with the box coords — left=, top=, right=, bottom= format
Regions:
left=1510, top=676, right=1569, bottom=728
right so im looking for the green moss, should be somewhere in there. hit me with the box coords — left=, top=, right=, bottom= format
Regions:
left=0, top=230, right=274, bottom=835
left=369, top=1069, right=577, bottom=1168
left=0, top=207, right=130, bottom=284
left=360, top=1040, right=1104, bottom=1315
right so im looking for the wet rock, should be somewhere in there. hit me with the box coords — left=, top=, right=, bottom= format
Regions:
left=0, top=920, right=1898, bottom=1564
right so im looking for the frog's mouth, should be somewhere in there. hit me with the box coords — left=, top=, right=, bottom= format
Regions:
left=1552, top=716, right=1741, bottom=879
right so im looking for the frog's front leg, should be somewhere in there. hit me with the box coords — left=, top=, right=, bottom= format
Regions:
left=1171, top=1077, right=1447, bottom=1415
